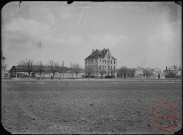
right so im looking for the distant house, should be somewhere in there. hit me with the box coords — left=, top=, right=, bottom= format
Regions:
left=9, top=65, right=57, bottom=78
left=135, top=67, right=143, bottom=78
left=177, top=66, right=182, bottom=76
left=9, top=65, right=85, bottom=79
left=135, top=67, right=163, bottom=79
left=84, top=48, right=117, bottom=77
left=151, top=68, right=161, bottom=79
left=164, top=65, right=182, bottom=78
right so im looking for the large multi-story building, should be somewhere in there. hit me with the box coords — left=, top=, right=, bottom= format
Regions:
left=84, top=48, right=117, bottom=77
left=9, top=65, right=85, bottom=79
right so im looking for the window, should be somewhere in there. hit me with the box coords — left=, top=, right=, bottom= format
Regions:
left=111, top=60, right=112, bottom=64
left=111, top=66, right=112, bottom=69
left=114, top=61, right=115, bottom=64
left=86, top=60, right=87, bottom=64
left=114, top=66, right=115, bottom=69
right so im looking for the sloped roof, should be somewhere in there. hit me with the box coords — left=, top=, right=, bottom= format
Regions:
left=85, top=49, right=117, bottom=60
left=111, top=56, right=117, bottom=60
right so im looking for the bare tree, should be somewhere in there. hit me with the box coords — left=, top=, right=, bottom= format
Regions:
left=173, top=65, right=179, bottom=74
left=99, top=69, right=106, bottom=77
left=109, top=69, right=117, bottom=77
left=127, top=68, right=135, bottom=78
left=48, top=60, right=59, bottom=79
left=18, top=59, right=34, bottom=78
left=143, top=68, right=152, bottom=78
left=117, top=66, right=128, bottom=78
left=72, top=63, right=82, bottom=78
left=69, top=63, right=75, bottom=78
left=58, top=66, right=66, bottom=79
left=85, top=66, right=93, bottom=78
left=36, top=61, right=44, bottom=79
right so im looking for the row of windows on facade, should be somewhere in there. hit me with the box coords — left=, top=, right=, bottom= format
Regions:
left=86, top=65, right=115, bottom=70
left=85, top=59, right=115, bottom=64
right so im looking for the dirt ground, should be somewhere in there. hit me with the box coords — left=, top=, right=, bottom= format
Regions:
left=1, top=79, right=182, bottom=134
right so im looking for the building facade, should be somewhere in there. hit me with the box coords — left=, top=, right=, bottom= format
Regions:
left=135, top=67, right=143, bottom=78
left=85, top=49, right=117, bottom=77
left=163, top=65, right=182, bottom=77
left=9, top=66, right=85, bottom=79
left=135, top=67, right=163, bottom=79
left=151, top=68, right=161, bottom=79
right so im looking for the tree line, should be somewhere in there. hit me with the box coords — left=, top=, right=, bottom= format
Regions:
left=17, top=59, right=133, bottom=79
left=164, top=65, right=180, bottom=78
left=14, top=59, right=182, bottom=79
left=116, top=66, right=135, bottom=78
left=18, top=59, right=82, bottom=79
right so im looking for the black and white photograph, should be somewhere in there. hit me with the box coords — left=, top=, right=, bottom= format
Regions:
left=1, top=1, right=182, bottom=134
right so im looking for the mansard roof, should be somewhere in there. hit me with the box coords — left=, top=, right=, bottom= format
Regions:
left=85, top=49, right=117, bottom=60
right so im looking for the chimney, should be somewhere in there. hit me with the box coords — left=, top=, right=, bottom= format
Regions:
left=92, top=49, right=94, bottom=53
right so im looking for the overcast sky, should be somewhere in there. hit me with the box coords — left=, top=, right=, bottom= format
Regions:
left=2, top=2, right=181, bottom=70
